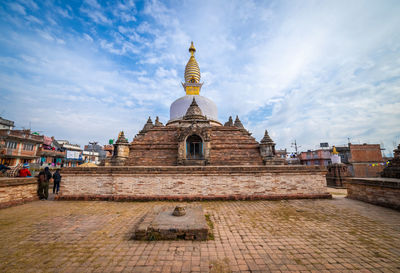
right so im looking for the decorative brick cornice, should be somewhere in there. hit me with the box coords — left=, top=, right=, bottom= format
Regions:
left=61, top=165, right=327, bottom=175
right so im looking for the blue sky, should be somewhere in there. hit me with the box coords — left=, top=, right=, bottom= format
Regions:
left=0, top=0, right=400, bottom=155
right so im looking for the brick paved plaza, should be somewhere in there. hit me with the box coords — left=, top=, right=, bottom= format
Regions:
left=0, top=194, right=399, bottom=272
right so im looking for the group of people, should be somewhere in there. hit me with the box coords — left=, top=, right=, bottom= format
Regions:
left=0, top=163, right=33, bottom=177
left=37, top=167, right=62, bottom=200
left=1, top=163, right=62, bottom=200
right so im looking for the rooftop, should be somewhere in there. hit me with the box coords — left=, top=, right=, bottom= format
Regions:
left=0, top=117, right=14, bottom=127
left=0, top=129, right=43, bottom=142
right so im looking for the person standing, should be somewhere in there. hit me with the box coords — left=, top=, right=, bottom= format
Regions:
left=52, top=169, right=62, bottom=195
left=37, top=167, right=52, bottom=200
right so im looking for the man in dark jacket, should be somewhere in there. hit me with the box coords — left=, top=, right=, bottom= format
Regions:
left=52, top=169, right=62, bottom=194
left=37, top=167, right=52, bottom=200
left=0, top=163, right=11, bottom=174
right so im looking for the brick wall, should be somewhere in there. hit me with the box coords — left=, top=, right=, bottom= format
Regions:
left=209, top=128, right=264, bottom=165
left=352, top=163, right=384, bottom=178
left=126, top=126, right=264, bottom=166
left=0, top=177, right=38, bottom=209
left=349, top=144, right=383, bottom=162
left=58, top=166, right=330, bottom=201
left=344, top=177, right=400, bottom=210
left=127, top=128, right=178, bottom=166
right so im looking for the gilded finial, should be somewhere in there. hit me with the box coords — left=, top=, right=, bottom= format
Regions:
left=184, top=41, right=201, bottom=84
left=189, top=41, right=196, bottom=56
left=332, top=146, right=338, bottom=155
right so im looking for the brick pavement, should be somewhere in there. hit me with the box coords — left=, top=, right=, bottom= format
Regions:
left=0, top=197, right=399, bottom=272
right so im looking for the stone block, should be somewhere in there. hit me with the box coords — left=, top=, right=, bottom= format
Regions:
left=133, top=205, right=209, bottom=241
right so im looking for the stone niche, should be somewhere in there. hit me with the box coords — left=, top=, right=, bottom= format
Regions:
left=133, top=204, right=209, bottom=241
left=176, top=123, right=211, bottom=166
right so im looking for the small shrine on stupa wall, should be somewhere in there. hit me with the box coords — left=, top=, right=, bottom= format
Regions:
left=381, top=144, right=400, bottom=179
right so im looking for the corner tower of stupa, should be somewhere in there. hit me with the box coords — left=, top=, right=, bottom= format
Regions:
left=167, top=42, right=221, bottom=126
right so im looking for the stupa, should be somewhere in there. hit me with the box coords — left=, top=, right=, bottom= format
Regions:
left=107, top=42, right=283, bottom=166
left=61, top=42, right=330, bottom=202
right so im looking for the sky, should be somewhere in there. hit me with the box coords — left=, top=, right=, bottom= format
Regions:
left=0, top=0, right=400, bottom=155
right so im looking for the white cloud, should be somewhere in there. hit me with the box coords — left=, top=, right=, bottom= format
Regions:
left=83, top=33, right=93, bottom=42
left=8, top=3, right=26, bottom=15
left=84, top=0, right=101, bottom=9
left=18, top=0, right=38, bottom=10
left=56, top=7, right=72, bottom=19
left=25, top=15, right=42, bottom=24
left=1, top=0, right=400, bottom=154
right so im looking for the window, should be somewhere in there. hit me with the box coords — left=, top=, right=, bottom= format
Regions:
left=6, top=141, right=17, bottom=149
left=23, top=143, right=34, bottom=151
left=186, top=135, right=203, bottom=159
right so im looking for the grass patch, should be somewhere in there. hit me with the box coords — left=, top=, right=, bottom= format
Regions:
left=294, top=258, right=303, bottom=265
left=269, top=203, right=327, bottom=222
left=210, top=257, right=231, bottom=273
left=205, top=213, right=215, bottom=240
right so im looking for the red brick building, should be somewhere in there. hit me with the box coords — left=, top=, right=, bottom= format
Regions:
left=347, top=144, right=384, bottom=177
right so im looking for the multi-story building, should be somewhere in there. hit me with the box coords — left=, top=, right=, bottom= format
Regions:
left=82, top=151, right=100, bottom=164
left=303, top=143, right=385, bottom=178
left=84, top=143, right=107, bottom=161
left=58, top=140, right=83, bottom=167
left=0, top=117, right=14, bottom=130
left=300, top=149, right=332, bottom=166
left=37, top=136, right=66, bottom=167
left=0, top=129, right=43, bottom=166
left=345, top=144, right=384, bottom=177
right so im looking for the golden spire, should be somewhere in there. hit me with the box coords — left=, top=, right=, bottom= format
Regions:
left=189, top=41, right=196, bottom=56
left=332, top=146, right=338, bottom=155
left=184, top=41, right=200, bottom=84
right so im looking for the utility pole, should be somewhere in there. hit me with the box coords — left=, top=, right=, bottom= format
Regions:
left=89, top=141, right=98, bottom=163
left=291, top=140, right=300, bottom=156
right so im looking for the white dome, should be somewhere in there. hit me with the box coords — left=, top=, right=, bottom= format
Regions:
left=169, top=95, right=218, bottom=122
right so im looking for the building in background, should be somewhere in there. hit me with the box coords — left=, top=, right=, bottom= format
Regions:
left=0, top=129, right=43, bottom=166
left=332, top=144, right=385, bottom=177
left=84, top=143, right=107, bottom=162
left=0, top=117, right=14, bottom=130
left=58, top=140, right=83, bottom=167
left=346, top=144, right=385, bottom=177
left=285, top=153, right=301, bottom=165
left=302, top=142, right=385, bottom=179
left=82, top=150, right=100, bottom=164
left=37, top=136, right=66, bottom=168
left=300, top=149, right=332, bottom=166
